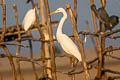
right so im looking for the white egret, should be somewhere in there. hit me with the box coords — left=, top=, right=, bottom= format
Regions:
left=50, top=8, right=82, bottom=62
left=22, top=0, right=59, bottom=31
left=22, top=8, right=58, bottom=31
left=22, top=8, right=38, bottom=31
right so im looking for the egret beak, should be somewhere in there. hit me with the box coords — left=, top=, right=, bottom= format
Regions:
left=50, top=10, right=57, bottom=15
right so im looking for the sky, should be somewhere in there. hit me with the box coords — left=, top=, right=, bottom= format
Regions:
left=0, top=0, right=120, bottom=54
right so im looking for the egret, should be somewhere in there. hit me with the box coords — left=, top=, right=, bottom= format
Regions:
left=91, top=4, right=120, bottom=31
left=50, top=8, right=82, bottom=62
left=22, top=8, right=38, bottom=31
left=22, top=0, right=59, bottom=31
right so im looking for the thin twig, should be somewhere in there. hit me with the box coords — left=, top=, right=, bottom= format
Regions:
left=104, top=46, right=120, bottom=53
left=103, top=69, right=120, bottom=74
left=85, top=21, right=98, bottom=55
left=108, top=76, right=120, bottom=80
left=13, top=3, right=24, bottom=80
left=0, top=1, right=17, bottom=80
left=105, top=54, right=120, bottom=61
left=0, top=0, right=6, bottom=42
left=58, top=65, right=92, bottom=75
left=0, top=42, right=29, bottom=48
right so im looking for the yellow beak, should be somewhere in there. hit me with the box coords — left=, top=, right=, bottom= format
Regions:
left=50, top=10, right=57, bottom=15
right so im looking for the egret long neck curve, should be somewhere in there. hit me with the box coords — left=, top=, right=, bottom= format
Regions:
left=56, top=11, right=67, bottom=35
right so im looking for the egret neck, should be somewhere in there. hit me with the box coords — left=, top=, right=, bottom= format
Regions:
left=56, top=11, right=67, bottom=36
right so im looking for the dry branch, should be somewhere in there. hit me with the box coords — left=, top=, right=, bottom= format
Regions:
left=66, top=3, right=91, bottom=80
left=0, top=42, right=29, bottom=48
left=0, top=53, right=69, bottom=61
left=105, top=29, right=120, bottom=37
left=108, top=35, right=120, bottom=39
left=71, top=0, right=78, bottom=80
left=105, top=54, right=120, bottom=61
left=44, top=0, right=57, bottom=80
left=0, top=1, right=17, bottom=80
left=108, top=76, right=120, bottom=80
left=90, top=0, right=103, bottom=79
left=0, top=21, right=59, bottom=42
left=1, top=46, right=17, bottom=80
left=73, top=0, right=77, bottom=23
left=103, top=69, right=120, bottom=74
left=39, top=0, right=52, bottom=78
left=60, top=65, right=92, bottom=75
left=85, top=21, right=98, bottom=54
left=100, top=0, right=106, bottom=79
left=13, top=3, right=24, bottom=80
left=0, top=0, right=6, bottom=42
left=104, top=46, right=120, bottom=53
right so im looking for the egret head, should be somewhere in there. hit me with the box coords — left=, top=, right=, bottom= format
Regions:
left=50, top=8, right=65, bottom=14
left=50, top=8, right=67, bottom=19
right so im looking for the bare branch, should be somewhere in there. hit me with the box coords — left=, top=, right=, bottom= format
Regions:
left=105, top=29, right=120, bottom=37
left=103, top=69, right=120, bottom=74
left=0, top=42, right=29, bottom=48
left=104, top=46, right=120, bottom=53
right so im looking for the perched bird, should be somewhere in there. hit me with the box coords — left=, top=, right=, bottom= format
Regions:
left=22, top=8, right=38, bottom=31
left=91, top=4, right=110, bottom=26
left=105, top=15, right=120, bottom=31
left=22, top=0, right=38, bottom=31
left=91, top=4, right=120, bottom=31
left=50, top=8, right=82, bottom=62
left=23, top=0, right=59, bottom=31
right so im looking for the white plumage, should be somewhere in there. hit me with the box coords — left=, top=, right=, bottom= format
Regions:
left=50, top=8, right=82, bottom=62
left=22, top=8, right=38, bottom=31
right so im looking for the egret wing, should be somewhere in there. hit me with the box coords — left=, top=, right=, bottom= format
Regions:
left=98, top=8, right=110, bottom=23
left=22, top=8, right=36, bottom=31
left=57, top=34, right=82, bottom=61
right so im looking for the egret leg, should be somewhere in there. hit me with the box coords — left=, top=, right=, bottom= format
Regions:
left=69, top=58, right=79, bottom=73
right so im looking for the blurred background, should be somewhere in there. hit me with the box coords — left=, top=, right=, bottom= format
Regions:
left=0, top=0, right=120, bottom=54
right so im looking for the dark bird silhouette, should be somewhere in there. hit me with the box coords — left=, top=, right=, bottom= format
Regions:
left=26, top=0, right=34, bottom=8
left=91, top=4, right=110, bottom=25
left=26, top=0, right=31, bottom=3
left=91, top=4, right=120, bottom=31
left=105, top=15, right=119, bottom=31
